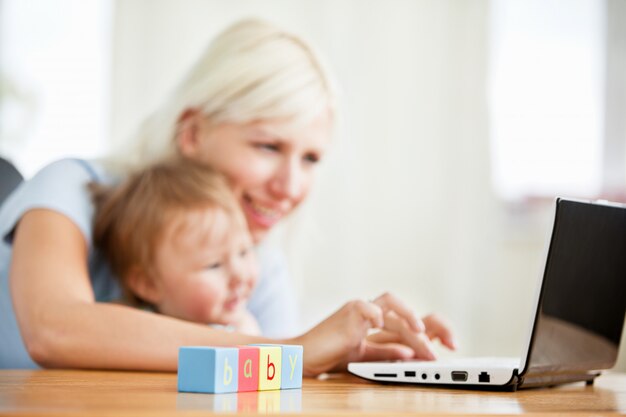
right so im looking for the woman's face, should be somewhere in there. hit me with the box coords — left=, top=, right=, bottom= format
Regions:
left=180, top=111, right=333, bottom=242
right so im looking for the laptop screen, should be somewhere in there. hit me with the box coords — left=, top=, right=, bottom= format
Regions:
left=526, top=199, right=626, bottom=373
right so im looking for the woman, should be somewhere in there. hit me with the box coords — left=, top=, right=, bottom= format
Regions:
left=0, top=19, right=455, bottom=375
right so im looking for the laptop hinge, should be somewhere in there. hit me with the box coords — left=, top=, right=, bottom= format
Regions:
left=517, top=369, right=600, bottom=389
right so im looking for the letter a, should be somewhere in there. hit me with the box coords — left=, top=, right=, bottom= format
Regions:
left=223, top=357, right=233, bottom=386
left=267, top=354, right=275, bottom=380
left=244, top=358, right=252, bottom=378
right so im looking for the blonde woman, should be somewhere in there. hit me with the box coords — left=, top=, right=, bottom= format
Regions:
left=0, top=19, right=455, bottom=375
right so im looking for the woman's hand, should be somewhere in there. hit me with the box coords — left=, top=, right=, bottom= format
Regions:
left=366, top=312, right=456, bottom=357
left=295, top=292, right=456, bottom=377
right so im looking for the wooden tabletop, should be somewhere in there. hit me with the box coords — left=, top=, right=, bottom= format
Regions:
left=0, top=369, right=625, bottom=416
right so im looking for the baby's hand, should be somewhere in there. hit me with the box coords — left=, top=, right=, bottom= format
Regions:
left=234, top=309, right=261, bottom=335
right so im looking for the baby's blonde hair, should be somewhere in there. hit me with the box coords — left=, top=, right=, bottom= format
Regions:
left=110, top=18, right=337, bottom=173
left=91, top=158, right=246, bottom=305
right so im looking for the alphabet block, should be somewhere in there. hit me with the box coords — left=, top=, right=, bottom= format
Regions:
left=280, top=345, right=303, bottom=389
left=178, top=347, right=239, bottom=393
left=237, top=346, right=260, bottom=392
left=256, top=346, right=282, bottom=391
left=177, top=344, right=302, bottom=394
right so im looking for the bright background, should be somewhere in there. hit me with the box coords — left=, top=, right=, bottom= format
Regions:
left=1, top=0, right=625, bottom=370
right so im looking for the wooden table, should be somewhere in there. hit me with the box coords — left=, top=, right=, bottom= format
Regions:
left=0, top=370, right=624, bottom=416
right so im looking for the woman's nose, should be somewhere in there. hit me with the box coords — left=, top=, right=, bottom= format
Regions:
left=269, top=157, right=304, bottom=200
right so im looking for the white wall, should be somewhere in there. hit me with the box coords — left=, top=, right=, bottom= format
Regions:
left=111, top=0, right=625, bottom=370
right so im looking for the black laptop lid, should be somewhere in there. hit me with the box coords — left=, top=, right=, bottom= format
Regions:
left=524, top=199, right=626, bottom=375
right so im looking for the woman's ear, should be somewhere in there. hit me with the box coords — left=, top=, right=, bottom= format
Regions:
left=125, top=267, right=162, bottom=305
left=176, top=108, right=202, bottom=158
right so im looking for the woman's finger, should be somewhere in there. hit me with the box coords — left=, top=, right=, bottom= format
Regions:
left=359, top=340, right=415, bottom=362
left=423, top=313, right=457, bottom=350
left=381, top=311, right=412, bottom=334
left=351, top=299, right=384, bottom=329
left=367, top=329, right=436, bottom=360
left=366, top=329, right=401, bottom=344
left=371, top=292, right=424, bottom=332
left=376, top=313, right=437, bottom=360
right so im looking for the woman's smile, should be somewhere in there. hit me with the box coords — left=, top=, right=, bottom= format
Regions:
left=241, top=194, right=286, bottom=229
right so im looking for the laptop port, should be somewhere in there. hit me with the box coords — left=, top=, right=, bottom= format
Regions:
left=434, top=373, right=440, bottom=380
left=451, top=371, right=468, bottom=382
left=374, top=373, right=397, bottom=378
left=404, top=371, right=416, bottom=377
left=421, top=373, right=427, bottom=380
left=479, top=371, right=491, bottom=383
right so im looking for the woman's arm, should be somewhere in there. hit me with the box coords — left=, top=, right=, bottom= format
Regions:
left=11, top=209, right=454, bottom=374
left=10, top=209, right=276, bottom=371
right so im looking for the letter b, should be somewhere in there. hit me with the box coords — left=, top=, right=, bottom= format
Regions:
left=177, top=347, right=238, bottom=393
left=267, top=355, right=275, bottom=380
left=223, top=357, right=233, bottom=386
left=257, top=346, right=281, bottom=390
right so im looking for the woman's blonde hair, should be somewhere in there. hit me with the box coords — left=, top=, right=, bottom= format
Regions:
left=91, top=158, right=246, bottom=305
left=109, top=18, right=337, bottom=173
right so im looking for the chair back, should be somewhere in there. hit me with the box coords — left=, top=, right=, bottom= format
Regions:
left=0, top=157, right=23, bottom=206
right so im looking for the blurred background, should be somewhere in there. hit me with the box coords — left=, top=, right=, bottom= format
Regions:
left=1, top=0, right=625, bottom=370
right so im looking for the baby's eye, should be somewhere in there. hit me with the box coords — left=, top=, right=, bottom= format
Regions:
left=255, top=143, right=280, bottom=152
left=205, top=262, right=222, bottom=270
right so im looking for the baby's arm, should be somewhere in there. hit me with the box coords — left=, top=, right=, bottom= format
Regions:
left=233, top=309, right=262, bottom=335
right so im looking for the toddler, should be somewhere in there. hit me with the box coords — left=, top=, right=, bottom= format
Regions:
left=91, top=158, right=260, bottom=334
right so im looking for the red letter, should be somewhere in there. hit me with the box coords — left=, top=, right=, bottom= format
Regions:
left=266, top=354, right=275, bottom=380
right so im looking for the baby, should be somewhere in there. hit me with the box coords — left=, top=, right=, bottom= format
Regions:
left=91, top=158, right=260, bottom=334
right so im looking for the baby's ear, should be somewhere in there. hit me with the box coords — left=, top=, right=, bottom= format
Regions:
left=125, top=267, right=162, bottom=304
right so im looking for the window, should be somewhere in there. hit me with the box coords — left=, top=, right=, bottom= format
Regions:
left=0, top=0, right=112, bottom=178
left=488, top=0, right=605, bottom=201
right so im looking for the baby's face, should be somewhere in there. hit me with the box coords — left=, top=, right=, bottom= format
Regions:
left=152, top=207, right=258, bottom=325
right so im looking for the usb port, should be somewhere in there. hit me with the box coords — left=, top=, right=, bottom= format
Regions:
left=451, top=371, right=468, bottom=382
left=404, top=371, right=416, bottom=377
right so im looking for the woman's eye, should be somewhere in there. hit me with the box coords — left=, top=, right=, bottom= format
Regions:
left=304, top=153, right=320, bottom=164
left=205, top=262, right=222, bottom=270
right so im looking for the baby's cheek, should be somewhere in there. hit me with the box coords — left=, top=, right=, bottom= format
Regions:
left=246, top=258, right=260, bottom=288
left=184, top=285, right=222, bottom=323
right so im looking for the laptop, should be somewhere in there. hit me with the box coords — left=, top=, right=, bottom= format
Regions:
left=348, top=198, right=626, bottom=391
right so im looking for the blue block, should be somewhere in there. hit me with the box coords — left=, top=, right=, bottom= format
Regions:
left=280, top=345, right=303, bottom=389
left=178, top=347, right=239, bottom=393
